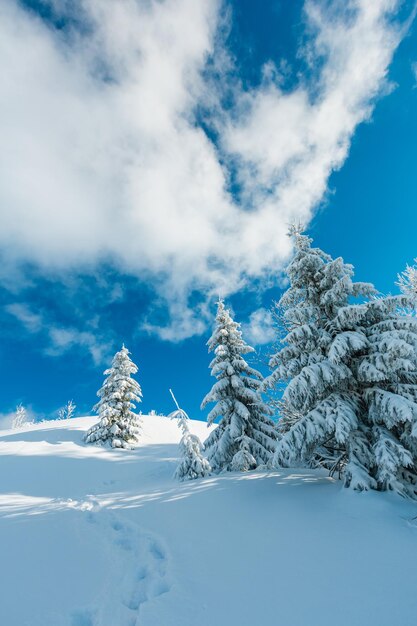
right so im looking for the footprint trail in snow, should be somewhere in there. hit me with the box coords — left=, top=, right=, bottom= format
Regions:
left=72, top=504, right=171, bottom=626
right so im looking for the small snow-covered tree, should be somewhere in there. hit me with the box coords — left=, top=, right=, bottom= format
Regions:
left=58, top=400, right=76, bottom=420
left=84, top=345, right=142, bottom=449
left=169, top=390, right=211, bottom=481
left=12, top=404, right=28, bottom=429
left=201, top=300, right=276, bottom=472
left=267, top=228, right=417, bottom=496
left=398, top=259, right=417, bottom=298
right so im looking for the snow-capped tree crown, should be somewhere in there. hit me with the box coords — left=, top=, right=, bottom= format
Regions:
left=169, top=408, right=190, bottom=438
left=94, top=345, right=142, bottom=417
left=265, top=227, right=376, bottom=390
left=207, top=299, right=254, bottom=357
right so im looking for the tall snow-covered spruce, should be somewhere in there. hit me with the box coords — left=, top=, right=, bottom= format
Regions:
left=202, top=300, right=276, bottom=472
left=169, top=391, right=211, bottom=481
left=265, top=225, right=375, bottom=452
left=266, top=227, right=417, bottom=496
left=85, top=345, right=142, bottom=449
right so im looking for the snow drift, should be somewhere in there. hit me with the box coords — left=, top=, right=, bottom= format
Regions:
left=0, top=415, right=417, bottom=626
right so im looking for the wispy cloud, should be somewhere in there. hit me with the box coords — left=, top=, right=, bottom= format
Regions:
left=5, top=303, right=42, bottom=333
left=242, top=308, right=276, bottom=347
left=45, top=327, right=108, bottom=365
left=0, top=0, right=410, bottom=341
left=5, top=302, right=109, bottom=365
left=223, top=1, right=403, bottom=251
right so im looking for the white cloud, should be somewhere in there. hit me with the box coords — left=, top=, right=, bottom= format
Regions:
left=5, top=303, right=43, bottom=333
left=0, top=0, right=408, bottom=340
left=5, top=303, right=109, bottom=365
left=45, top=327, right=109, bottom=365
left=223, top=0, right=403, bottom=265
left=243, top=308, right=276, bottom=346
left=141, top=300, right=210, bottom=342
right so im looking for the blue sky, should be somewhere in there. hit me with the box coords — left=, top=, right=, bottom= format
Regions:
left=1, top=0, right=417, bottom=423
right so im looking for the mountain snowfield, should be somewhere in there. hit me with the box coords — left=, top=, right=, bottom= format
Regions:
left=1, top=415, right=417, bottom=626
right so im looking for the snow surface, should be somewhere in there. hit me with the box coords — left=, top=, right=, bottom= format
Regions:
left=1, top=415, right=417, bottom=626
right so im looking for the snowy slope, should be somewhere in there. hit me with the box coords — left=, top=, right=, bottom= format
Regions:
left=1, top=415, right=417, bottom=626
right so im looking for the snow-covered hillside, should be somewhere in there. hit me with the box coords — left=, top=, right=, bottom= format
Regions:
left=1, top=415, right=417, bottom=626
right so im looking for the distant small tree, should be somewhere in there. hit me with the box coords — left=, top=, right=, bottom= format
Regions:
left=169, top=390, right=211, bottom=481
left=85, top=345, right=142, bottom=449
left=12, top=404, right=28, bottom=429
left=58, top=400, right=76, bottom=420
left=398, top=259, right=417, bottom=298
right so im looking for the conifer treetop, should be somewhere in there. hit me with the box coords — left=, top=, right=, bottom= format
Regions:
left=207, top=299, right=254, bottom=358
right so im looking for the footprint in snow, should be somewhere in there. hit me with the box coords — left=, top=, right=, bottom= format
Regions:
left=70, top=609, right=95, bottom=626
left=108, top=517, right=171, bottom=618
left=73, top=507, right=171, bottom=625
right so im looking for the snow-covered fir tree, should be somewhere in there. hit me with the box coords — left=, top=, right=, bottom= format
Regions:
left=267, top=228, right=417, bottom=496
left=12, top=404, right=28, bottom=429
left=339, top=295, right=417, bottom=494
left=58, top=400, right=76, bottom=420
left=201, top=300, right=276, bottom=472
left=169, top=390, right=211, bottom=481
left=85, top=345, right=142, bottom=449
left=265, top=226, right=374, bottom=472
